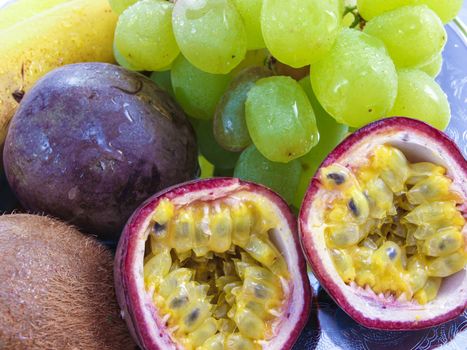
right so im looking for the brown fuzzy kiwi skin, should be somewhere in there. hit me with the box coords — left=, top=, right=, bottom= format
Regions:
left=0, top=214, right=136, bottom=350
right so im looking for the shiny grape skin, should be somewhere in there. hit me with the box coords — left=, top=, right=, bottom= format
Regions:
left=234, top=145, right=302, bottom=204
left=364, top=5, right=446, bottom=68
left=171, top=55, right=232, bottom=120
left=114, top=0, right=179, bottom=71
left=213, top=66, right=272, bottom=152
left=310, top=28, right=398, bottom=128
left=172, top=0, right=247, bottom=74
left=261, top=0, right=341, bottom=67
left=388, top=69, right=451, bottom=130
left=246, top=76, right=319, bottom=163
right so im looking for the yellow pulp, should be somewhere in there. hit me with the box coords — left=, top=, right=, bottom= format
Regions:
left=321, top=145, right=466, bottom=304
left=143, top=197, right=289, bottom=350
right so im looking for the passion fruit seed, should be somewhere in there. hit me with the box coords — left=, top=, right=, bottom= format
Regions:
left=143, top=197, right=289, bottom=349
left=321, top=144, right=466, bottom=304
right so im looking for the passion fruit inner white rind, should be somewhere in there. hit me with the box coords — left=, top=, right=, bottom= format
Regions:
left=300, top=117, right=467, bottom=330
left=116, top=179, right=310, bottom=350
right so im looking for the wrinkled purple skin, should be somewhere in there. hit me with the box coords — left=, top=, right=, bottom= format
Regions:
left=3, top=63, right=198, bottom=239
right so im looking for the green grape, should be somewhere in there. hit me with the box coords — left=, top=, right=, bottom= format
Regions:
left=213, top=67, right=272, bottom=152
left=149, top=70, right=175, bottom=98
left=364, top=5, right=446, bottom=68
left=171, top=55, right=232, bottom=120
left=388, top=69, right=451, bottom=130
left=294, top=153, right=323, bottom=208
left=310, top=28, right=398, bottom=128
left=234, top=145, right=301, bottom=204
left=413, top=0, right=463, bottom=23
left=293, top=77, right=349, bottom=207
left=299, top=77, right=348, bottom=156
left=198, top=155, right=214, bottom=179
left=245, top=76, right=319, bottom=163
left=172, top=0, right=247, bottom=74
left=357, top=0, right=409, bottom=20
left=231, top=0, right=264, bottom=50
left=417, top=54, right=443, bottom=77
left=113, top=42, right=142, bottom=71
left=109, top=0, right=139, bottom=14
left=114, top=0, right=180, bottom=71
left=261, top=0, right=341, bottom=68
left=196, top=120, right=240, bottom=169
left=358, top=0, right=462, bottom=23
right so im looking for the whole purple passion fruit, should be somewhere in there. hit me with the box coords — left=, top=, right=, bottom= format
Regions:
left=300, top=117, right=466, bottom=330
left=3, top=63, right=198, bottom=239
left=115, top=178, right=311, bottom=349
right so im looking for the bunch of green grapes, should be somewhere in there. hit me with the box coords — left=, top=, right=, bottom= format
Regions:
left=311, top=3, right=455, bottom=129
left=109, top=0, right=462, bottom=207
left=112, top=0, right=265, bottom=74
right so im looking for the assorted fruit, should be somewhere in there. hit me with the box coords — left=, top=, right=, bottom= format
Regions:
left=115, top=178, right=310, bottom=350
left=0, top=0, right=466, bottom=348
left=110, top=0, right=456, bottom=206
left=300, top=118, right=467, bottom=330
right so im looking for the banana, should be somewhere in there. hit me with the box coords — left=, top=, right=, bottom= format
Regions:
left=0, top=0, right=117, bottom=151
left=0, top=0, right=70, bottom=31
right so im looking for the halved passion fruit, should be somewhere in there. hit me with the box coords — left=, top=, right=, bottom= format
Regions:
left=115, top=178, right=311, bottom=349
left=300, top=117, right=466, bottom=330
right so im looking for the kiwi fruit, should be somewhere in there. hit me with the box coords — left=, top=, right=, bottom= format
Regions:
left=0, top=214, right=136, bottom=349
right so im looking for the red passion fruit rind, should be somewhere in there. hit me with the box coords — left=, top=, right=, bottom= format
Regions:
left=300, top=117, right=467, bottom=330
left=115, top=178, right=311, bottom=350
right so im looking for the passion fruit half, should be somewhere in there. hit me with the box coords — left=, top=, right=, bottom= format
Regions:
left=115, top=178, right=311, bottom=349
left=300, top=117, right=466, bottom=330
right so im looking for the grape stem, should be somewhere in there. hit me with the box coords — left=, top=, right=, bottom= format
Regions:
left=344, top=6, right=366, bottom=30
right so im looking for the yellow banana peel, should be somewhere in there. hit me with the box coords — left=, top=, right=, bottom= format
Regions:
left=0, top=0, right=70, bottom=31
left=0, top=0, right=117, bottom=149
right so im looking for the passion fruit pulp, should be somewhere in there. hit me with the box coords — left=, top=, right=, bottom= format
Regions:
left=300, top=117, right=466, bottom=330
left=115, top=178, right=311, bottom=350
